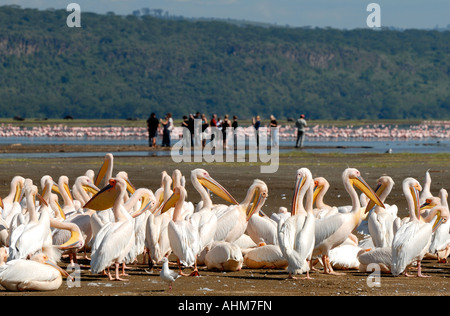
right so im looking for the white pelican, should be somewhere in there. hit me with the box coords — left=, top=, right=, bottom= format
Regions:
left=313, top=177, right=339, bottom=218
left=366, top=176, right=398, bottom=248
left=278, top=167, right=315, bottom=279
left=40, top=175, right=65, bottom=221
left=52, top=176, right=100, bottom=263
left=328, top=236, right=366, bottom=270
left=56, top=176, right=77, bottom=217
left=85, top=178, right=154, bottom=281
left=391, top=178, right=449, bottom=277
left=243, top=244, right=288, bottom=269
left=9, top=180, right=82, bottom=262
left=427, top=189, right=450, bottom=263
left=247, top=212, right=278, bottom=246
left=312, top=168, right=385, bottom=275
left=312, top=177, right=354, bottom=216
left=358, top=247, right=392, bottom=274
left=204, top=241, right=243, bottom=272
left=214, top=179, right=268, bottom=243
left=0, top=247, right=70, bottom=291
left=160, top=256, right=180, bottom=291
left=145, top=173, right=175, bottom=267
left=167, top=186, right=201, bottom=276
left=123, top=188, right=157, bottom=265
left=189, top=169, right=238, bottom=263
left=1, top=176, right=24, bottom=226
left=8, top=181, right=51, bottom=260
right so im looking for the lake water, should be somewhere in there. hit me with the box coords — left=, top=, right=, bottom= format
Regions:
left=0, top=136, right=448, bottom=159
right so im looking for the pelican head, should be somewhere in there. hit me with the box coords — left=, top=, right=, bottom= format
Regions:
left=420, top=196, right=441, bottom=210
left=31, top=253, right=72, bottom=280
left=313, top=177, right=329, bottom=202
left=343, top=168, right=385, bottom=210
left=191, top=168, right=239, bottom=205
left=292, top=168, right=313, bottom=215
left=428, top=206, right=449, bottom=233
left=83, top=178, right=122, bottom=211
left=245, top=179, right=268, bottom=221
left=402, top=177, right=422, bottom=219
left=365, top=175, right=395, bottom=213
left=129, top=188, right=157, bottom=218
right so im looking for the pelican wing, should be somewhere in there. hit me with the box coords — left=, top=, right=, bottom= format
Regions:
left=391, top=221, right=432, bottom=275
left=314, top=213, right=347, bottom=250
left=90, top=220, right=134, bottom=274
left=168, top=221, right=200, bottom=267
left=0, top=260, right=59, bottom=284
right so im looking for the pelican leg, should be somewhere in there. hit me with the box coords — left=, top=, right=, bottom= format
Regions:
left=301, top=259, right=313, bottom=280
left=177, top=258, right=189, bottom=276
left=189, top=256, right=200, bottom=276
left=323, top=255, right=342, bottom=276
left=114, top=263, right=129, bottom=281
left=416, top=260, right=430, bottom=278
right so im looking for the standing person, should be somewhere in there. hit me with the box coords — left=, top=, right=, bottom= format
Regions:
left=210, top=114, right=218, bottom=146
left=252, top=115, right=261, bottom=147
left=160, top=113, right=173, bottom=147
left=270, top=115, right=279, bottom=147
left=221, top=114, right=231, bottom=148
left=201, top=114, right=209, bottom=148
left=181, top=115, right=190, bottom=147
left=232, top=115, right=239, bottom=149
left=232, top=115, right=238, bottom=129
left=146, top=113, right=159, bottom=148
left=295, top=114, right=307, bottom=148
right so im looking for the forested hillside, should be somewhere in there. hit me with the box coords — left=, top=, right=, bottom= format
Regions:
left=0, top=6, right=449, bottom=120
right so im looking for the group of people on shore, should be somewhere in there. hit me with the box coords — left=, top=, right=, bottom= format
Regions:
left=147, top=112, right=307, bottom=148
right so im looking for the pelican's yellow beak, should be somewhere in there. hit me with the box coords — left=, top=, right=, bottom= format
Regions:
left=62, top=182, right=73, bottom=202
left=13, top=182, right=23, bottom=203
left=410, top=184, right=421, bottom=219
left=59, top=229, right=84, bottom=251
left=420, top=198, right=438, bottom=211
left=125, top=178, right=136, bottom=195
left=44, top=257, right=72, bottom=280
left=157, top=190, right=180, bottom=214
left=291, top=174, right=306, bottom=216
left=82, top=183, right=100, bottom=196
left=365, top=181, right=386, bottom=214
left=246, top=188, right=267, bottom=221
left=198, top=176, right=238, bottom=205
left=95, top=156, right=111, bottom=187
left=83, top=180, right=118, bottom=211
left=0, top=197, right=3, bottom=209
left=313, top=181, right=322, bottom=204
left=131, top=193, right=156, bottom=218
left=352, top=176, right=385, bottom=210
left=56, top=199, right=66, bottom=220
left=432, top=211, right=444, bottom=233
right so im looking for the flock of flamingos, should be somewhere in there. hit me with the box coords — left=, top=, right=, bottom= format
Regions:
left=0, top=120, right=448, bottom=140
left=0, top=152, right=448, bottom=292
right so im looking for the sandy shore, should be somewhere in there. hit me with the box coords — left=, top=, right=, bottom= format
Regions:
left=0, top=144, right=449, bottom=297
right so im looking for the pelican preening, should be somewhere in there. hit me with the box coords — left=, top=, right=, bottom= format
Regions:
left=1, top=151, right=448, bottom=292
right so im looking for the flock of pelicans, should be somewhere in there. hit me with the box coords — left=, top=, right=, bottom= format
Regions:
left=0, top=153, right=448, bottom=292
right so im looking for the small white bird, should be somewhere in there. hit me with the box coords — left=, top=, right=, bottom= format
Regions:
left=160, top=257, right=180, bottom=291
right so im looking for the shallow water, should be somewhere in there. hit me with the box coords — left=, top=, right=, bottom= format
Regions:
left=0, top=136, right=448, bottom=159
